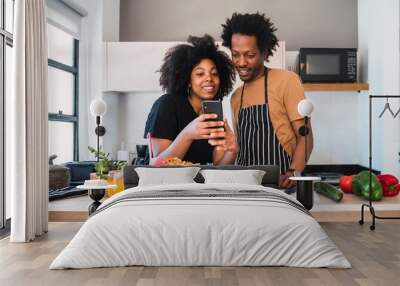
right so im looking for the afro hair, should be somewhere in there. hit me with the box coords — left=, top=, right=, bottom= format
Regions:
left=221, top=12, right=279, bottom=59
left=159, top=34, right=235, bottom=99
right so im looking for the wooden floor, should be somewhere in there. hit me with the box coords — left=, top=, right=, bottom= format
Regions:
left=1, top=221, right=400, bottom=286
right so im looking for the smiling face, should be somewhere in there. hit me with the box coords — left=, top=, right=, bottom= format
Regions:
left=231, top=34, right=266, bottom=82
left=189, top=58, right=220, bottom=100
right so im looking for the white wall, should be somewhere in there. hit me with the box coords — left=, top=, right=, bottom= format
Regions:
left=99, top=0, right=122, bottom=159
left=102, top=92, right=123, bottom=158
left=77, top=0, right=120, bottom=161
left=105, top=92, right=161, bottom=158
left=358, top=0, right=400, bottom=176
left=119, top=0, right=358, bottom=51
left=103, top=0, right=120, bottom=42
left=77, top=0, right=103, bottom=161
left=307, top=91, right=360, bottom=165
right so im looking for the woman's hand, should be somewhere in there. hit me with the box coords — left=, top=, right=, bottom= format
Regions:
left=208, top=120, right=239, bottom=153
left=182, top=113, right=225, bottom=140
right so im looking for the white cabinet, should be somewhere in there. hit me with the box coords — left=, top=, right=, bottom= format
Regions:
left=103, top=42, right=180, bottom=92
left=103, top=41, right=286, bottom=92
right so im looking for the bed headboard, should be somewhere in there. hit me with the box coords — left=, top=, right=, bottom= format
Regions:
left=123, top=165, right=280, bottom=189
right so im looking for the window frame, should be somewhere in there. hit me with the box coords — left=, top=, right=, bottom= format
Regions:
left=47, top=31, right=79, bottom=162
left=0, top=0, right=13, bottom=231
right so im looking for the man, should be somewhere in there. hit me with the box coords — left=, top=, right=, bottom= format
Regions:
left=221, top=12, right=313, bottom=189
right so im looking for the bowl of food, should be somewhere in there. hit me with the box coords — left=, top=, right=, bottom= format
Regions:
left=152, top=157, right=193, bottom=167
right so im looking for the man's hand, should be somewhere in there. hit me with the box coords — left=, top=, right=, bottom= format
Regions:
left=208, top=120, right=239, bottom=153
left=279, top=171, right=297, bottom=189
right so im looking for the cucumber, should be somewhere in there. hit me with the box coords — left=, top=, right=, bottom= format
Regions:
left=314, top=182, right=343, bottom=202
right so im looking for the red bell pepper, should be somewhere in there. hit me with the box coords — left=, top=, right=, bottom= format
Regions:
left=339, top=175, right=354, bottom=193
left=395, top=184, right=400, bottom=196
left=377, top=174, right=399, bottom=197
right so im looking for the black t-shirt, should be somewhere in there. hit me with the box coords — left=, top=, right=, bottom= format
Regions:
left=144, top=94, right=213, bottom=164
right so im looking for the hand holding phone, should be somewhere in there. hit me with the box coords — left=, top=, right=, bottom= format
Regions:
left=201, top=100, right=223, bottom=122
left=182, top=100, right=225, bottom=141
left=202, top=100, right=228, bottom=147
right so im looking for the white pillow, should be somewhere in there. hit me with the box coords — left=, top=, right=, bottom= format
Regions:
left=135, top=167, right=201, bottom=186
left=200, top=169, right=266, bottom=185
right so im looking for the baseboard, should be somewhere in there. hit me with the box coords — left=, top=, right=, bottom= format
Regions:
left=49, top=211, right=88, bottom=222
left=312, top=210, right=400, bottom=222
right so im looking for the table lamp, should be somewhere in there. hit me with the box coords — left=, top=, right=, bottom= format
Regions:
left=290, top=99, right=321, bottom=210
left=298, top=99, right=314, bottom=161
left=90, top=98, right=107, bottom=162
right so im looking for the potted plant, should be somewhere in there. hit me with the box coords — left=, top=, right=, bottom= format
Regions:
left=88, top=146, right=127, bottom=196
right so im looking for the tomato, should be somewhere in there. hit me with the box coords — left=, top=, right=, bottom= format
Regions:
left=339, top=175, right=354, bottom=193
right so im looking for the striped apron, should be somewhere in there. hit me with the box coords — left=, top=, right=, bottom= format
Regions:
left=236, top=68, right=292, bottom=175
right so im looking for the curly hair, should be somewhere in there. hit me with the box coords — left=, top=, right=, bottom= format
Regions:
left=221, top=12, right=278, bottom=59
left=159, top=34, right=235, bottom=100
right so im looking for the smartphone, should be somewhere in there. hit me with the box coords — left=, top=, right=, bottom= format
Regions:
left=201, top=100, right=223, bottom=122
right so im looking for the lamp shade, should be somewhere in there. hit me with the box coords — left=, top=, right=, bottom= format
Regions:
left=298, top=99, right=314, bottom=117
left=90, top=98, right=107, bottom=117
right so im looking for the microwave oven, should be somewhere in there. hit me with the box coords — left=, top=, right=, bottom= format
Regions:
left=299, top=48, right=357, bottom=83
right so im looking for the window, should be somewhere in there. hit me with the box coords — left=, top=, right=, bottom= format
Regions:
left=47, top=23, right=79, bottom=164
left=5, top=0, right=13, bottom=33
left=1, top=0, right=14, bottom=231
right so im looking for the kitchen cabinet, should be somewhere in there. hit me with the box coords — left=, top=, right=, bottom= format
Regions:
left=103, top=42, right=180, bottom=92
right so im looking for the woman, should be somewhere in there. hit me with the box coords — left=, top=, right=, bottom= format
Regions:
left=144, top=34, right=238, bottom=165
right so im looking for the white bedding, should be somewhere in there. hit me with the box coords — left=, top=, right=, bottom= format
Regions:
left=50, top=183, right=350, bottom=269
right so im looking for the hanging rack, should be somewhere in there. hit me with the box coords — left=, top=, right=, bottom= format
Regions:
left=394, top=106, right=400, bottom=118
left=378, top=97, right=395, bottom=118
left=359, top=95, right=400, bottom=230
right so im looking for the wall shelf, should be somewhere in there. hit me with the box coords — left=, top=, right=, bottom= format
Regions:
left=303, top=83, right=369, bottom=92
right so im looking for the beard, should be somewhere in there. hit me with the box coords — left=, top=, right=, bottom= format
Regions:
left=236, top=63, right=265, bottom=82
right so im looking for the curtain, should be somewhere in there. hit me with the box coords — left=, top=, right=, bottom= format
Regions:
left=10, top=0, right=48, bottom=242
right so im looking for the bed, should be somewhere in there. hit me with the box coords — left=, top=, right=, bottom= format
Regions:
left=50, top=165, right=350, bottom=269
